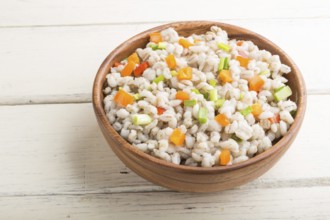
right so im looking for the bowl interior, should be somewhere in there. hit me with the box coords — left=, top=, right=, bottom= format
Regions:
left=93, top=21, right=306, bottom=172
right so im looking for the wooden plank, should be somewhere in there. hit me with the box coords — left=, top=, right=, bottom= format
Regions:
left=0, top=187, right=329, bottom=219
left=0, top=95, right=329, bottom=196
left=0, top=19, right=329, bottom=105
left=0, top=0, right=329, bottom=27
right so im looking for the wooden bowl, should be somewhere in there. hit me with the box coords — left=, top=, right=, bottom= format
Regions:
left=92, top=21, right=306, bottom=192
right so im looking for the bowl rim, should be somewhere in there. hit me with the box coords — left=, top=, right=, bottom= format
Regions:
left=92, top=20, right=306, bottom=173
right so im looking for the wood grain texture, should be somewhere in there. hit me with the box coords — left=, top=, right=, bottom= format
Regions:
left=0, top=0, right=329, bottom=27
left=0, top=95, right=327, bottom=196
left=1, top=187, right=330, bottom=220
left=0, top=19, right=329, bottom=104
left=93, top=21, right=306, bottom=192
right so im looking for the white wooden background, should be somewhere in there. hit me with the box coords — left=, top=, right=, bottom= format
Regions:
left=1, top=0, right=330, bottom=219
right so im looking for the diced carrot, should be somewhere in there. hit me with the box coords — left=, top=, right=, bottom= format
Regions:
left=113, top=62, right=121, bottom=67
left=175, top=91, right=190, bottom=101
left=194, top=39, right=202, bottom=43
left=215, top=114, right=230, bottom=127
left=218, top=70, right=233, bottom=83
left=157, top=107, right=166, bottom=115
left=179, top=38, right=193, bottom=48
left=236, top=41, right=243, bottom=46
left=177, top=67, right=192, bottom=80
left=219, top=149, right=231, bottom=165
left=236, top=56, right=250, bottom=68
left=114, top=90, right=134, bottom=107
left=127, top=52, right=140, bottom=64
left=251, top=103, right=263, bottom=117
left=134, top=61, right=149, bottom=77
left=150, top=32, right=163, bottom=43
left=249, top=75, right=264, bottom=92
left=121, top=61, right=135, bottom=77
left=169, top=128, right=185, bottom=146
left=269, top=114, right=280, bottom=124
left=165, top=54, right=177, bottom=69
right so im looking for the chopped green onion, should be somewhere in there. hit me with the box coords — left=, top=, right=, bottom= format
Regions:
left=209, top=79, right=217, bottom=87
left=132, top=114, right=152, bottom=125
left=214, top=98, right=225, bottom=109
left=231, top=134, right=242, bottom=143
left=259, top=69, right=270, bottom=76
left=239, top=93, right=244, bottom=101
left=171, top=70, right=178, bottom=76
left=133, top=93, right=142, bottom=101
left=153, top=74, right=165, bottom=84
left=217, top=43, right=231, bottom=52
left=191, top=88, right=200, bottom=94
left=218, top=57, right=225, bottom=71
left=184, top=100, right=197, bottom=107
left=149, top=43, right=158, bottom=50
left=209, top=89, right=218, bottom=101
left=202, top=92, right=209, bottom=100
left=240, top=106, right=252, bottom=116
left=275, top=86, right=285, bottom=93
left=198, top=107, right=208, bottom=124
left=223, top=57, right=230, bottom=70
left=274, top=86, right=292, bottom=102
left=157, top=42, right=166, bottom=50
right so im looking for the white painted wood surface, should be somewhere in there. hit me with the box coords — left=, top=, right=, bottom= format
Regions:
left=0, top=0, right=329, bottom=219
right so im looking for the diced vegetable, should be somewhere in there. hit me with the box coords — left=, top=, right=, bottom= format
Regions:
left=217, top=43, right=231, bottom=52
left=249, top=75, right=264, bottom=92
left=149, top=43, right=158, bottom=50
left=184, top=99, right=197, bottom=107
left=166, top=54, right=177, bottom=69
left=240, top=106, right=252, bottom=116
left=132, top=114, right=152, bottom=125
left=198, top=107, right=208, bottom=124
left=259, top=70, right=270, bottom=76
left=214, top=98, right=225, bottom=109
left=177, top=67, right=192, bottom=80
left=236, top=41, right=243, bottom=46
left=191, top=88, right=200, bottom=94
left=149, top=32, right=163, bottom=43
left=269, top=114, right=280, bottom=124
left=231, top=134, right=242, bottom=143
left=169, top=128, right=185, bottom=146
left=251, top=103, right=262, bottom=117
left=201, top=92, right=209, bottom=100
left=236, top=56, right=250, bottom=68
left=274, top=86, right=292, bottom=102
left=218, top=57, right=225, bottom=71
left=209, top=89, right=218, bottom=101
left=209, top=79, right=217, bottom=87
left=223, top=57, right=230, bottom=70
left=114, top=90, right=134, bottom=107
left=113, top=62, right=121, bottom=67
left=127, top=52, right=140, bottom=64
left=179, top=38, right=193, bottom=48
left=153, top=74, right=165, bottom=84
left=134, top=61, right=149, bottom=77
left=133, top=93, right=142, bottom=101
left=219, top=149, right=231, bottom=166
left=121, top=61, right=135, bottom=77
left=215, top=114, right=230, bottom=126
left=194, top=39, right=202, bottom=43
left=158, top=42, right=166, bottom=49
left=218, top=70, right=233, bottom=83
left=239, top=93, right=244, bottom=100
left=157, top=107, right=166, bottom=115
left=171, top=70, right=178, bottom=76
left=175, top=91, right=190, bottom=101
